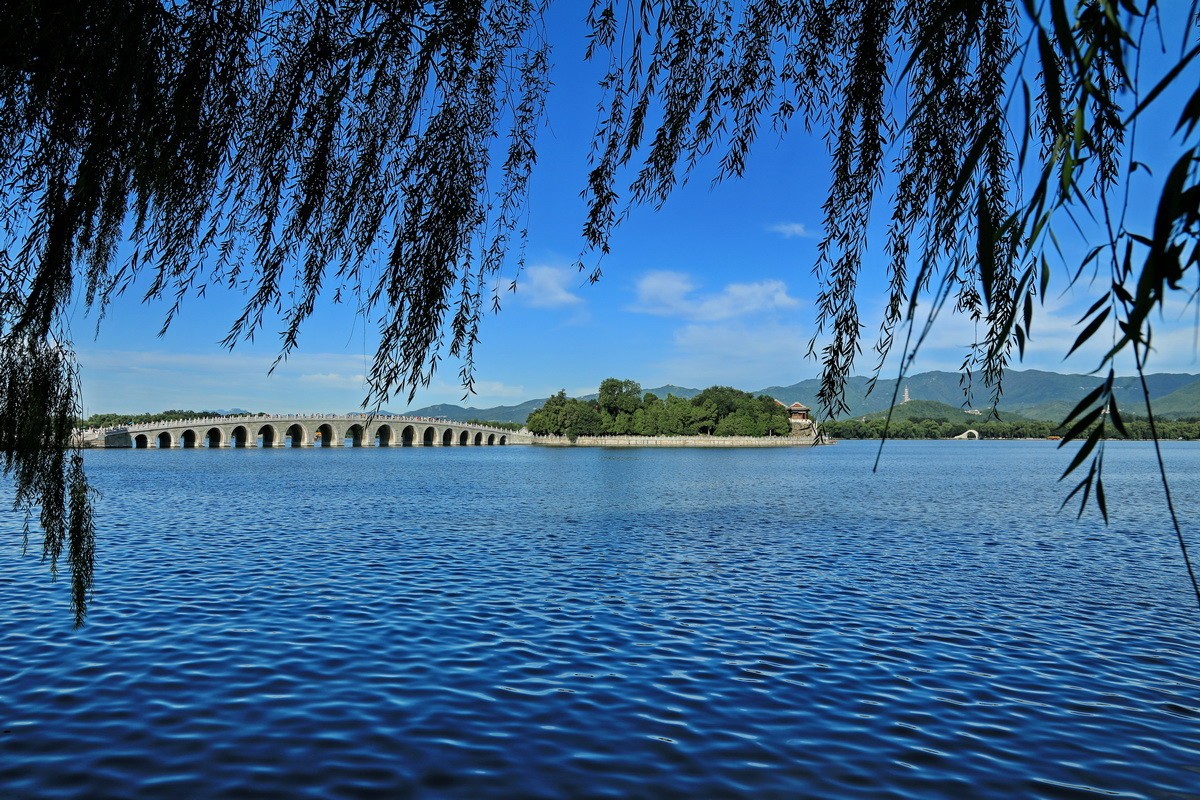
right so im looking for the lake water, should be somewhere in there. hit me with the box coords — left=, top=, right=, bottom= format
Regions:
left=2, top=441, right=1198, bottom=798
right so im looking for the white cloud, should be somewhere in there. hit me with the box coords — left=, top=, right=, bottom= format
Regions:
left=520, top=265, right=584, bottom=308
left=75, top=348, right=377, bottom=414
left=976, top=290, right=1200, bottom=375
left=856, top=287, right=1200, bottom=380
left=75, top=340, right=543, bottom=414
left=630, top=270, right=799, bottom=321
left=655, top=320, right=812, bottom=389
left=769, top=222, right=816, bottom=239
left=630, top=271, right=695, bottom=313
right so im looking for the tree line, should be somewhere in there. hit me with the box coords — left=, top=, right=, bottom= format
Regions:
left=821, top=417, right=1200, bottom=441
left=526, top=379, right=793, bottom=442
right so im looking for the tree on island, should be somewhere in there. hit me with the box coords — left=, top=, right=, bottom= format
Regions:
left=2, top=2, right=1198, bottom=621
left=526, top=391, right=604, bottom=441
left=527, top=380, right=792, bottom=439
left=597, top=379, right=642, bottom=416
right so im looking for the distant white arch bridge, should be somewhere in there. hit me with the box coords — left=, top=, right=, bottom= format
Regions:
left=82, top=414, right=531, bottom=449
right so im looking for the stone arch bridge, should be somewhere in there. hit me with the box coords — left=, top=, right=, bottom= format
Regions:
left=84, top=415, right=531, bottom=449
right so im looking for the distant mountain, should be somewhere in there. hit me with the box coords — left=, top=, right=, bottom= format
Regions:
left=399, top=399, right=546, bottom=425
left=756, top=376, right=878, bottom=414
left=974, top=369, right=1199, bottom=418
left=647, top=384, right=702, bottom=399
left=401, top=369, right=1200, bottom=425
left=857, top=399, right=1035, bottom=424
left=756, top=369, right=1200, bottom=421
left=1150, top=380, right=1200, bottom=419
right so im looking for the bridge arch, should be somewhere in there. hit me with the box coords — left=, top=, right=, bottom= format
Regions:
left=180, top=429, right=198, bottom=448
left=134, top=433, right=149, bottom=449
left=375, top=424, right=393, bottom=447
left=473, top=432, right=482, bottom=446
left=401, top=425, right=415, bottom=446
left=156, top=431, right=173, bottom=449
left=422, top=426, right=436, bottom=446
left=499, top=435, right=507, bottom=445
left=344, top=424, right=365, bottom=447
left=257, top=424, right=280, bottom=448
left=441, top=428, right=453, bottom=446
left=205, top=427, right=223, bottom=448
left=230, top=426, right=250, bottom=448
left=954, top=429, right=980, bottom=440
left=315, top=423, right=337, bottom=447
left=487, top=433, right=495, bottom=446
left=458, top=430, right=469, bottom=446
left=285, top=423, right=307, bottom=447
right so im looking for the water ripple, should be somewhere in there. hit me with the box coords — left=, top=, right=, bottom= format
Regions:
left=2, top=442, right=1198, bottom=797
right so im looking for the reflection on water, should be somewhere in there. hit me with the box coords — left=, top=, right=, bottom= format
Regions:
left=1, top=441, right=1198, bottom=797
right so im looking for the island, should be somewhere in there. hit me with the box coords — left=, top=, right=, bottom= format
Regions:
left=524, top=379, right=823, bottom=446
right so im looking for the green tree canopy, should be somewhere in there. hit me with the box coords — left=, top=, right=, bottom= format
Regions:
left=526, top=390, right=604, bottom=440
left=598, top=378, right=643, bottom=418
left=528, top=379, right=792, bottom=438
left=693, top=386, right=756, bottom=420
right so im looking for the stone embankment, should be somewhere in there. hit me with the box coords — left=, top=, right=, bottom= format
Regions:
left=532, top=434, right=827, bottom=447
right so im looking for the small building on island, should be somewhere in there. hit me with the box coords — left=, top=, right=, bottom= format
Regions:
left=775, top=400, right=816, bottom=438
left=786, top=402, right=810, bottom=421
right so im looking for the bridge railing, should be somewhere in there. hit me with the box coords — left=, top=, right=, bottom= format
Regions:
left=94, top=414, right=525, bottom=436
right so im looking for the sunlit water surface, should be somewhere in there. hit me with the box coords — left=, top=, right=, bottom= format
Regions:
left=2, top=441, right=1199, bottom=798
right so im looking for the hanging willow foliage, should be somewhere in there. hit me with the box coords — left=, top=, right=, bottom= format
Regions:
left=581, top=0, right=1198, bottom=604
left=0, top=337, right=94, bottom=625
left=1, top=0, right=553, bottom=623
left=1, top=0, right=1198, bottom=619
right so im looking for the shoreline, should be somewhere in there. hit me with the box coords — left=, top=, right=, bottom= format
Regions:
left=530, top=434, right=828, bottom=448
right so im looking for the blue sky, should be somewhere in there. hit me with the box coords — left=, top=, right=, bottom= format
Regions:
left=69, top=7, right=1200, bottom=416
